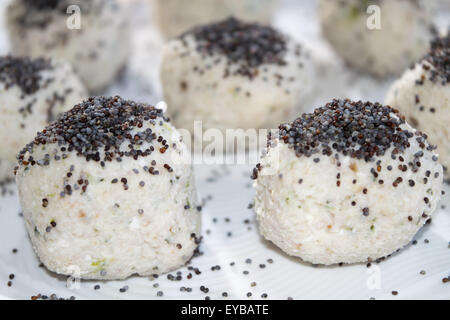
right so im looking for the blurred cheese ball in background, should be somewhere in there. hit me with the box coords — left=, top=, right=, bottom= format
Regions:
left=424, top=0, right=450, bottom=13
left=7, top=0, right=130, bottom=93
left=152, top=0, right=280, bottom=38
left=253, top=99, right=443, bottom=265
left=318, top=0, right=435, bottom=77
left=386, top=31, right=450, bottom=178
left=161, top=17, right=314, bottom=147
left=0, top=56, right=86, bottom=183
left=16, top=96, right=201, bottom=280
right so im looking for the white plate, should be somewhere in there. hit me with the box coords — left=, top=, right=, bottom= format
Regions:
left=0, top=0, right=449, bottom=300
left=0, top=165, right=449, bottom=300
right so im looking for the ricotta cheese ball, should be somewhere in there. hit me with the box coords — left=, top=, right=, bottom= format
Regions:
left=161, top=17, right=314, bottom=146
left=7, top=0, right=130, bottom=93
left=152, top=0, right=280, bottom=38
left=386, top=32, right=450, bottom=178
left=0, top=56, right=86, bottom=183
left=318, top=0, right=435, bottom=77
left=253, top=99, right=443, bottom=265
left=16, top=96, right=201, bottom=280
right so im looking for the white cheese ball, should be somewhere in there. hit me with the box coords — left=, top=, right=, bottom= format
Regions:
left=0, top=56, right=87, bottom=183
left=253, top=99, right=443, bottom=265
left=152, top=0, right=280, bottom=38
left=16, top=96, right=201, bottom=280
left=7, top=0, right=130, bottom=93
left=386, top=33, right=450, bottom=178
left=318, top=0, right=435, bottom=77
left=161, top=18, right=314, bottom=146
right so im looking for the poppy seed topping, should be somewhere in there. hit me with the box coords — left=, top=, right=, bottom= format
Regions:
left=278, top=99, right=433, bottom=162
left=21, top=0, right=100, bottom=13
left=0, top=56, right=53, bottom=95
left=182, top=17, right=288, bottom=79
left=421, top=31, right=450, bottom=85
left=23, top=0, right=60, bottom=10
left=18, top=96, right=168, bottom=167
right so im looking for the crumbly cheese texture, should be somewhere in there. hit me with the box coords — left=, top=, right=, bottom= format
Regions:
left=0, top=58, right=86, bottom=182
left=254, top=100, right=443, bottom=265
left=153, top=0, right=280, bottom=38
left=318, top=0, right=434, bottom=77
left=386, top=64, right=450, bottom=178
left=386, top=32, right=450, bottom=178
left=161, top=19, right=314, bottom=138
left=15, top=97, right=201, bottom=280
left=7, top=0, right=130, bottom=92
